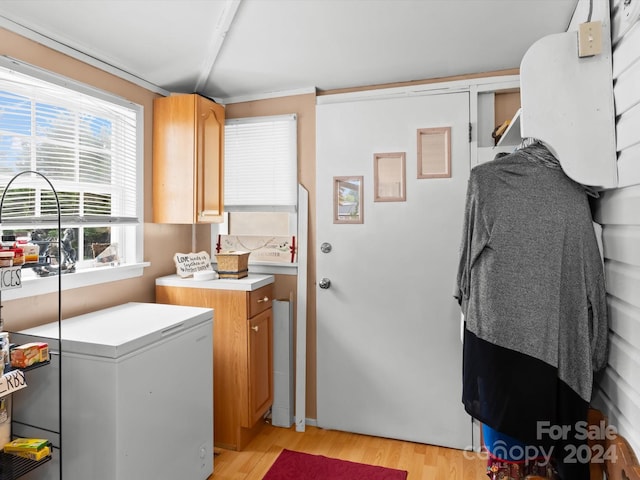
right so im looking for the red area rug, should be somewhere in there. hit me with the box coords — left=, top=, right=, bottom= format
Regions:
left=262, top=449, right=408, bottom=480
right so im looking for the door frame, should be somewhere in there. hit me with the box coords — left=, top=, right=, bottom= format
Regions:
left=312, top=75, right=521, bottom=450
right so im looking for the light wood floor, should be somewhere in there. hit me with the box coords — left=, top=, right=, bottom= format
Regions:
left=210, top=421, right=487, bottom=480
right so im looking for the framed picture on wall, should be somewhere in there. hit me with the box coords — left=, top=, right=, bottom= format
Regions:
left=374, top=152, right=406, bottom=202
left=334, top=176, right=363, bottom=224
left=417, top=126, right=451, bottom=178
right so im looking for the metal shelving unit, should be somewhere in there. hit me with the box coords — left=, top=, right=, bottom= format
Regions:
left=0, top=171, right=62, bottom=480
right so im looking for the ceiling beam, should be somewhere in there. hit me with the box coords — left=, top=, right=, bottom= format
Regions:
left=194, top=0, right=242, bottom=95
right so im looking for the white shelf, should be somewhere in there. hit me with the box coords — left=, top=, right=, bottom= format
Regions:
left=496, top=108, right=522, bottom=147
left=519, top=24, right=617, bottom=188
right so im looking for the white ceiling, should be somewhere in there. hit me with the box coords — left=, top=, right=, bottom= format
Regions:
left=0, top=0, right=579, bottom=103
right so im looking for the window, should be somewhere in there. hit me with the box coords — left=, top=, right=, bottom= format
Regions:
left=0, top=58, right=143, bottom=296
left=224, top=114, right=297, bottom=208
left=214, top=114, right=298, bottom=270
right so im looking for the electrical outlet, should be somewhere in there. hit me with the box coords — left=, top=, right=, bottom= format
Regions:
left=578, top=21, right=602, bottom=57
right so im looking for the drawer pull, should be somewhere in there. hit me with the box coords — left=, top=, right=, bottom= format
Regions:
left=257, top=296, right=270, bottom=303
left=251, top=325, right=259, bottom=332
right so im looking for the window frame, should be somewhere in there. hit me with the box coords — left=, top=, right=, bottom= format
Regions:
left=212, top=113, right=299, bottom=275
left=0, top=57, right=147, bottom=299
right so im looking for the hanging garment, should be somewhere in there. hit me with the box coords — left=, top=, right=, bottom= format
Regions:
left=455, top=142, right=608, bottom=479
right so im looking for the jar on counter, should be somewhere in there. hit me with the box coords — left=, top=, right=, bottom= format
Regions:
left=0, top=332, right=9, bottom=375
left=9, top=248, right=24, bottom=266
left=0, top=397, right=10, bottom=447
left=0, top=251, right=14, bottom=268
left=0, top=235, right=15, bottom=250
left=19, top=243, right=39, bottom=263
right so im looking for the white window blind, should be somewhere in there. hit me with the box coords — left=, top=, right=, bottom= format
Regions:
left=224, top=114, right=297, bottom=207
left=0, top=59, right=140, bottom=266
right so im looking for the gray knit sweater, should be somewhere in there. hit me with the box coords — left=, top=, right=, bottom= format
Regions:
left=455, top=142, right=608, bottom=403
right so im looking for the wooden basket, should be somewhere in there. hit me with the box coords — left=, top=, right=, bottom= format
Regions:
left=215, top=251, right=250, bottom=279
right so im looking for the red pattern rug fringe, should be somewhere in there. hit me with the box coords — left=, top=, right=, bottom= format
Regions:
left=262, top=449, right=408, bottom=480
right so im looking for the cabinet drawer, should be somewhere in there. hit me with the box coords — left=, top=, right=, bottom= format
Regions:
left=248, top=284, right=273, bottom=318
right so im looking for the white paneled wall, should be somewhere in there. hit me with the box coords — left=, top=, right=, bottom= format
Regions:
left=591, top=0, right=640, bottom=457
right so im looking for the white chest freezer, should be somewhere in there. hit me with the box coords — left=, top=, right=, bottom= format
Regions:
left=11, top=302, right=214, bottom=480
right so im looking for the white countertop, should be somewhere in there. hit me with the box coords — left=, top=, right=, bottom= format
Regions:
left=155, top=273, right=274, bottom=291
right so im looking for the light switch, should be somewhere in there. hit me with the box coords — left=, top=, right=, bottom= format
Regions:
left=578, top=21, right=602, bottom=57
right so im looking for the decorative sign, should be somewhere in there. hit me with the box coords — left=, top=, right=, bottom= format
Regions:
left=173, top=251, right=213, bottom=278
left=0, top=266, right=22, bottom=291
left=0, top=369, right=27, bottom=397
left=215, top=235, right=297, bottom=263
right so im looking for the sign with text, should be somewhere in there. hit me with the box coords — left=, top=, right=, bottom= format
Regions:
left=0, top=266, right=22, bottom=291
left=173, top=251, right=213, bottom=278
left=217, top=235, right=297, bottom=263
left=0, top=369, right=27, bottom=397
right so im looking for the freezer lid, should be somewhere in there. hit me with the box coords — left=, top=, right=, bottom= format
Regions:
left=17, top=302, right=213, bottom=358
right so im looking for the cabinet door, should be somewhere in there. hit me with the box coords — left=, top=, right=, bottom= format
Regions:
left=245, top=308, right=273, bottom=427
left=152, top=94, right=198, bottom=223
left=197, top=95, right=224, bottom=223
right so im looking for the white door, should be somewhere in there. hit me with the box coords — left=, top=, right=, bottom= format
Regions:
left=316, top=91, right=472, bottom=449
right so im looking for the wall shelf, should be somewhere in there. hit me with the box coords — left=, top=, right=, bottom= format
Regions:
left=0, top=448, right=52, bottom=480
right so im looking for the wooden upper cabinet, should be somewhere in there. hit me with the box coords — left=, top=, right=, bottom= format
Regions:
left=152, top=93, right=225, bottom=224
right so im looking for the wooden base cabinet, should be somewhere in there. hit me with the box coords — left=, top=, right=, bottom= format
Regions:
left=156, top=282, right=274, bottom=451
left=152, top=93, right=224, bottom=224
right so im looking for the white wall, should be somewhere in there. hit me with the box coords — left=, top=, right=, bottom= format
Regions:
left=591, top=0, right=640, bottom=457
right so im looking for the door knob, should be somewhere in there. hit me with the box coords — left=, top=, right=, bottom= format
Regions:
left=320, top=242, right=332, bottom=253
left=319, top=278, right=331, bottom=289
left=251, top=325, right=259, bottom=332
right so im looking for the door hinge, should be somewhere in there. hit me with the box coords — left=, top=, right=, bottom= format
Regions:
left=468, top=123, right=472, bottom=143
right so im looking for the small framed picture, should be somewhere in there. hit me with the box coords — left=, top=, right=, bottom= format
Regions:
left=417, top=127, right=451, bottom=178
left=374, top=152, right=406, bottom=202
left=334, top=176, right=363, bottom=224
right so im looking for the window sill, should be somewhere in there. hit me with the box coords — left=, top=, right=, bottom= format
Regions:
left=0, top=262, right=150, bottom=301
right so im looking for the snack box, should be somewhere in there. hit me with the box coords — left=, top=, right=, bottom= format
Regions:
left=3, top=438, right=49, bottom=453
left=7, top=445, right=51, bottom=461
left=10, top=342, right=49, bottom=368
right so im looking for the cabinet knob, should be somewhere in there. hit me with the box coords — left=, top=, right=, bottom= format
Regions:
left=257, top=296, right=270, bottom=303
left=251, top=325, right=259, bottom=332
